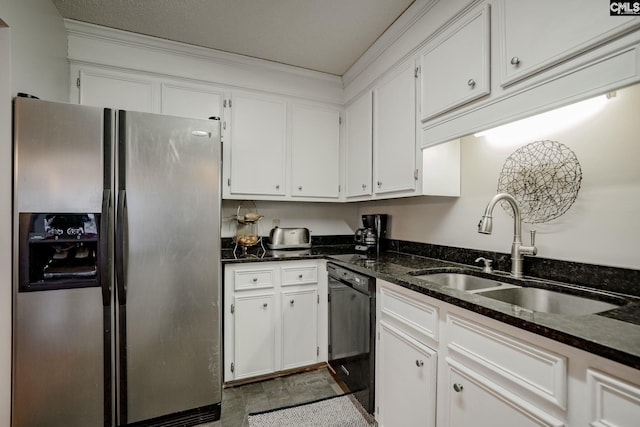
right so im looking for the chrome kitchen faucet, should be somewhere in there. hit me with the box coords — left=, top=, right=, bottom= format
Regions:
left=478, top=193, right=537, bottom=278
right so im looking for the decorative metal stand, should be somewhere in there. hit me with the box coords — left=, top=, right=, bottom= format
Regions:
left=233, top=200, right=265, bottom=257
left=497, top=140, right=582, bottom=224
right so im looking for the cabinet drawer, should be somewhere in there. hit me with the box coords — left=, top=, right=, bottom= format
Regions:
left=281, top=265, right=317, bottom=285
left=447, top=314, right=567, bottom=409
left=379, top=285, right=439, bottom=344
left=234, top=268, right=275, bottom=290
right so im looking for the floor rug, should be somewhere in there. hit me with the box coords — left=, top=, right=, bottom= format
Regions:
left=247, top=394, right=376, bottom=427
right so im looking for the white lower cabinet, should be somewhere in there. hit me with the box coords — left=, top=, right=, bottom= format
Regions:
left=224, top=260, right=326, bottom=382
left=587, top=369, right=640, bottom=427
left=375, top=279, right=640, bottom=427
left=281, top=287, right=318, bottom=370
left=378, top=321, right=437, bottom=427
left=233, top=293, right=276, bottom=379
left=446, top=359, right=563, bottom=427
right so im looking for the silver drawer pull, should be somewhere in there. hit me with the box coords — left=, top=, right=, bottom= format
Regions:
left=298, top=274, right=303, bottom=279
left=510, top=56, right=520, bottom=66
left=252, top=278, right=258, bottom=282
left=453, top=383, right=464, bottom=393
left=467, top=78, right=476, bottom=88
left=416, top=360, right=424, bottom=367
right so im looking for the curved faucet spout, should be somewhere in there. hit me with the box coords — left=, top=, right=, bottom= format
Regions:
left=478, top=193, right=522, bottom=240
left=477, top=192, right=536, bottom=278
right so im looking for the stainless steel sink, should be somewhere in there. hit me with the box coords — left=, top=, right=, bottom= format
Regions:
left=477, top=287, right=622, bottom=315
left=413, top=272, right=512, bottom=291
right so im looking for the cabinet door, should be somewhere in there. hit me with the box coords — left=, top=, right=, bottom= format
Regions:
left=78, top=68, right=155, bottom=112
left=497, top=0, right=640, bottom=87
left=373, top=60, right=417, bottom=195
left=281, top=287, right=318, bottom=370
left=161, top=82, right=224, bottom=120
left=234, top=293, right=276, bottom=379
left=229, top=93, right=287, bottom=196
left=344, top=92, right=373, bottom=198
left=446, top=361, right=564, bottom=427
left=377, top=322, right=437, bottom=427
left=290, top=104, right=340, bottom=199
left=419, top=4, right=490, bottom=121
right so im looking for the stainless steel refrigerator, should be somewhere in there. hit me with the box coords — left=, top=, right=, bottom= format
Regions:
left=12, top=97, right=222, bottom=426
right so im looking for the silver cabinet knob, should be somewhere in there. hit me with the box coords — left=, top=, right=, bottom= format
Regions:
left=362, top=183, right=367, bottom=190
left=290, top=299, right=295, bottom=305
left=377, top=181, right=382, bottom=187
left=262, top=303, right=268, bottom=308
left=467, top=79, right=476, bottom=88
left=252, top=278, right=258, bottom=282
left=453, top=383, right=464, bottom=392
left=298, top=186, right=302, bottom=191
left=416, top=360, right=424, bottom=367
left=510, top=56, right=520, bottom=65
left=298, top=274, right=303, bottom=279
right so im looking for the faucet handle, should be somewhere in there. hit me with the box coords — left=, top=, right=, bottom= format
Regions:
left=475, top=257, right=494, bottom=273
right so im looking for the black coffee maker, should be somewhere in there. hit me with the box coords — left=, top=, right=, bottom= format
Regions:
left=354, top=214, right=388, bottom=256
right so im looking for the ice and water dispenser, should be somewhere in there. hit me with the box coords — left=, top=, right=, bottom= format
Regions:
left=19, top=213, right=101, bottom=291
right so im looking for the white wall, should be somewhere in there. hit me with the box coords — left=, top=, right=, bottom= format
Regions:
left=0, top=1, right=68, bottom=424
left=0, top=0, right=69, bottom=100
left=0, top=17, right=11, bottom=427
left=360, top=83, right=640, bottom=270
left=221, top=200, right=358, bottom=239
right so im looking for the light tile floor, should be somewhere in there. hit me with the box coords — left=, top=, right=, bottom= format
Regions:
left=200, top=367, right=343, bottom=427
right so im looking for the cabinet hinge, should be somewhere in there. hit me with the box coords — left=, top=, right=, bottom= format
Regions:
left=414, top=169, right=419, bottom=180
left=227, top=178, right=231, bottom=186
left=328, top=294, right=331, bottom=303
left=414, top=66, right=421, bottom=79
left=76, top=77, right=81, bottom=89
left=224, top=99, right=232, bottom=108
left=230, top=303, right=235, bottom=314
left=317, top=294, right=320, bottom=304
left=338, top=185, right=341, bottom=193
left=339, top=116, right=342, bottom=125
left=223, top=121, right=227, bottom=130
left=230, top=362, right=235, bottom=373
left=317, top=346, right=319, bottom=356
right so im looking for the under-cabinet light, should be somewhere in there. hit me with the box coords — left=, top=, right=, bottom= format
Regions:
left=474, top=93, right=612, bottom=145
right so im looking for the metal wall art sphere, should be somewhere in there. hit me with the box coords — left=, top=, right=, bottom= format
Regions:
left=497, top=140, right=582, bottom=224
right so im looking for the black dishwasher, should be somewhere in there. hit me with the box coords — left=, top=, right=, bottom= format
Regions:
left=327, top=262, right=375, bottom=414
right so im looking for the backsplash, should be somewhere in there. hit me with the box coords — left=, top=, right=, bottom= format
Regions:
left=387, top=239, right=640, bottom=298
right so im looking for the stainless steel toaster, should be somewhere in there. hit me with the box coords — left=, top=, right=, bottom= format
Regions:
left=267, top=227, right=311, bottom=250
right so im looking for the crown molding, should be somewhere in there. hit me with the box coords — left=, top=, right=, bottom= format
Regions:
left=64, top=19, right=343, bottom=86
left=342, top=0, right=438, bottom=87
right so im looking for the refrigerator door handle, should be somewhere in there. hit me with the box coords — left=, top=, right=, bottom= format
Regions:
left=100, top=189, right=112, bottom=307
left=116, top=189, right=127, bottom=306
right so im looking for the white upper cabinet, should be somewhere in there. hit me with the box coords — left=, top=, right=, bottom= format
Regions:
left=373, top=59, right=417, bottom=195
left=419, top=3, right=490, bottom=121
left=290, top=103, right=340, bottom=199
left=227, top=93, right=287, bottom=197
left=497, top=0, right=640, bottom=87
left=344, top=91, right=373, bottom=199
left=76, top=67, right=156, bottom=113
left=160, top=82, right=224, bottom=120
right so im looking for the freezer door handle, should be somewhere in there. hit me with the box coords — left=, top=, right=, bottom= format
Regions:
left=116, top=189, right=127, bottom=305
left=100, top=189, right=112, bottom=307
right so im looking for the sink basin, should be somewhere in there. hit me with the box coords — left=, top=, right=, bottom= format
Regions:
left=477, top=287, right=622, bottom=315
left=414, top=273, right=512, bottom=291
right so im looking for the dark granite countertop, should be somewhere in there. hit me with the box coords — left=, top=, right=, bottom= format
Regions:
left=223, top=245, right=640, bottom=370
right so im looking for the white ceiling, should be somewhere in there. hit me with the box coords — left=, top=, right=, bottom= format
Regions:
left=50, top=0, right=416, bottom=76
